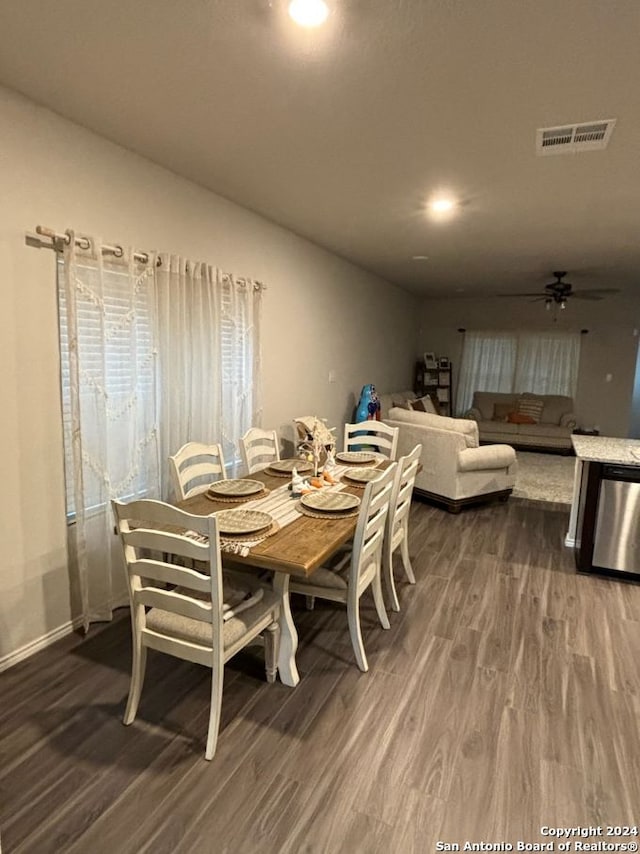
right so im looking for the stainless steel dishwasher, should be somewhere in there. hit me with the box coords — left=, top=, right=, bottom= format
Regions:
left=592, top=464, right=640, bottom=576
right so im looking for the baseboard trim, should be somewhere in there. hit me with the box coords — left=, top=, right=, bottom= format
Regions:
left=1, top=592, right=130, bottom=673
left=0, top=616, right=84, bottom=674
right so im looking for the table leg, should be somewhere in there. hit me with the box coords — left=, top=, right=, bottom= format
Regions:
left=272, top=571, right=300, bottom=687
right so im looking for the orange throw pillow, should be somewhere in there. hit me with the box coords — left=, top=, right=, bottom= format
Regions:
left=507, top=411, right=536, bottom=424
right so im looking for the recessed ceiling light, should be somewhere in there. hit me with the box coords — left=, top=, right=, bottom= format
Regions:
left=288, top=0, right=329, bottom=27
left=430, top=197, right=455, bottom=214
left=426, top=194, right=458, bottom=222
left=412, top=255, right=429, bottom=261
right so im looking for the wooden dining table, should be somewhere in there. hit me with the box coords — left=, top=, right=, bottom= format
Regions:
left=178, top=463, right=383, bottom=687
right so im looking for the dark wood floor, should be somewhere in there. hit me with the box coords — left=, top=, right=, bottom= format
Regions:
left=2, top=497, right=640, bottom=853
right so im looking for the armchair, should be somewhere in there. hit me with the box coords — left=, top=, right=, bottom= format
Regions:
left=385, top=408, right=517, bottom=513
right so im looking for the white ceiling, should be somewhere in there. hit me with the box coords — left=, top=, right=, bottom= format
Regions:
left=1, top=0, right=639, bottom=297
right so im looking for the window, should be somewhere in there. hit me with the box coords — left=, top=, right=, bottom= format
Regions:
left=456, top=330, right=581, bottom=414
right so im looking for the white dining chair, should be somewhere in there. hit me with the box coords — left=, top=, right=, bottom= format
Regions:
left=383, top=443, right=422, bottom=612
left=343, top=420, right=399, bottom=461
left=169, top=441, right=227, bottom=501
left=240, top=428, right=280, bottom=474
left=112, top=498, right=281, bottom=761
left=288, top=464, right=396, bottom=672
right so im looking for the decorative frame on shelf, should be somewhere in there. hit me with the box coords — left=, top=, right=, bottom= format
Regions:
left=423, top=352, right=437, bottom=369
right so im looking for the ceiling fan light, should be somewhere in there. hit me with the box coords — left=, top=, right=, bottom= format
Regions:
left=545, top=299, right=552, bottom=310
left=560, top=299, right=567, bottom=310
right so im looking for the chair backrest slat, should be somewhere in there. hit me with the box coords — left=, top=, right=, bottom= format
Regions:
left=134, top=587, right=214, bottom=623
left=123, top=529, right=210, bottom=564
left=129, top=558, right=212, bottom=593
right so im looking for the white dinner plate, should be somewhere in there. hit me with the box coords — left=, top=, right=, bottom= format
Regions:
left=336, top=451, right=377, bottom=464
left=215, top=509, right=273, bottom=535
left=208, top=479, right=264, bottom=497
left=300, top=492, right=360, bottom=513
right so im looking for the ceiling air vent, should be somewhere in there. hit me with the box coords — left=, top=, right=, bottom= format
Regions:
left=536, top=119, right=616, bottom=155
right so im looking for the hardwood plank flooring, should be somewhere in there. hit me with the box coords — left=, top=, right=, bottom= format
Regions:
left=1, top=496, right=640, bottom=853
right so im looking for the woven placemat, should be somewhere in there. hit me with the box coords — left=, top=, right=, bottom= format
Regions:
left=205, top=487, right=270, bottom=504
left=296, top=502, right=360, bottom=521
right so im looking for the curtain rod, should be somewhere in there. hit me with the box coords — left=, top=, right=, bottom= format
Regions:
left=27, top=225, right=154, bottom=265
left=25, top=225, right=267, bottom=289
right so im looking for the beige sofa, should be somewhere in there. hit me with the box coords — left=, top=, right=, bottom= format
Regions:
left=386, top=406, right=517, bottom=512
left=465, top=392, right=577, bottom=452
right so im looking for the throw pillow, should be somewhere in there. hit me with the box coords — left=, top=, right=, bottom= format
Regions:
left=492, top=402, right=513, bottom=422
left=408, top=395, right=438, bottom=415
left=391, top=398, right=411, bottom=411
left=517, top=397, right=544, bottom=423
left=508, top=411, right=536, bottom=424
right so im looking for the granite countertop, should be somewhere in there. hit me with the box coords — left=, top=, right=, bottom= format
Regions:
left=571, top=435, right=640, bottom=465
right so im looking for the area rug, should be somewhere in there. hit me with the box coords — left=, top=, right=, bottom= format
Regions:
left=511, top=451, right=575, bottom=504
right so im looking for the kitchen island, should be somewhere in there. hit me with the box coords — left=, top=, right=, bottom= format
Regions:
left=566, top=435, right=640, bottom=579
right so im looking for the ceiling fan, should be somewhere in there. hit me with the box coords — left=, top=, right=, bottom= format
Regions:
left=503, top=271, right=620, bottom=309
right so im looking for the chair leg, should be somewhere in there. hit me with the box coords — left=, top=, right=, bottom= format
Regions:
left=372, top=567, right=391, bottom=630
left=123, top=620, right=147, bottom=725
left=305, top=595, right=316, bottom=611
left=264, top=620, right=280, bottom=684
left=347, top=595, right=368, bottom=672
left=383, top=543, right=400, bottom=613
left=400, top=530, right=416, bottom=584
left=205, top=659, right=224, bottom=761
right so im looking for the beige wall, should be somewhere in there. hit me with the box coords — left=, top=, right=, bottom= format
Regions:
left=418, top=295, right=640, bottom=437
left=0, top=86, right=419, bottom=665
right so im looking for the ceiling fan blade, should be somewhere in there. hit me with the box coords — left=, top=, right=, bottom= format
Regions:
left=571, top=288, right=621, bottom=300
left=496, top=292, right=550, bottom=298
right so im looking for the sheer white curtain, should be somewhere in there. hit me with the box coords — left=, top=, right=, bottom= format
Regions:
left=156, top=257, right=264, bottom=496
left=155, top=256, right=221, bottom=496
left=218, top=271, right=263, bottom=473
left=59, top=234, right=160, bottom=630
left=514, top=331, right=581, bottom=397
left=59, top=241, right=264, bottom=629
left=456, top=329, right=581, bottom=414
left=456, top=331, right=517, bottom=414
